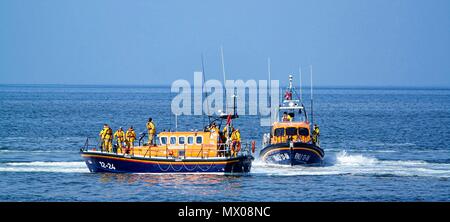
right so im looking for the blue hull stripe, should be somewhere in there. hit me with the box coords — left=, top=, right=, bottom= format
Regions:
left=81, top=152, right=253, bottom=173
left=259, top=143, right=324, bottom=165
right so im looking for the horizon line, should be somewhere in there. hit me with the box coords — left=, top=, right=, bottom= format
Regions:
left=0, top=83, right=449, bottom=90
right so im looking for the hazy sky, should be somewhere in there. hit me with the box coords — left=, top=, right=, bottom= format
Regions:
left=1, top=0, right=449, bottom=86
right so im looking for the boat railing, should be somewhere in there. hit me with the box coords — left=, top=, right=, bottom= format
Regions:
left=83, top=136, right=254, bottom=158
left=140, top=142, right=253, bottom=159
left=82, top=137, right=102, bottom=152
left=138, top=132, right=146, bottom=146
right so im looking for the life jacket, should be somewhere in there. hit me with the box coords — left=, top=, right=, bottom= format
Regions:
left=223, top=126, right=231, bottom=138
left=126, top=130, right=136, bottom=140
left=115, top=130, right=125, bottom=141
left=104, top=128, right=113, bottom=139
left=147, top=121, right=156, bottom=134
left=314, top=128, right=320, bottom=135
left=231, top=131, right=241, bottom=142
left=99, top=128, right=106, bottom=139
left=210, top=126, right=219, bottom=133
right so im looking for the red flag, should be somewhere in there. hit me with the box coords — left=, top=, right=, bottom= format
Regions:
left=226, top=114, right=232, bottom=125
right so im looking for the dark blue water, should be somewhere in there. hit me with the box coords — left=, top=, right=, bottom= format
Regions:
left=0, top=85, right=449, bottom=201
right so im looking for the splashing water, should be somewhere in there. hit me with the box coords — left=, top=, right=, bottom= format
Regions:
left=0, top=161, right=89, bottom=173
left=1, top=151, right=449, bottom=178
left=252, top=150, right=450, bottom=178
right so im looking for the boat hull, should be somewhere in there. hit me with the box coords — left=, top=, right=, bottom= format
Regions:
left=259, top=142, right=324, bottom=166
left=81, top=151, right=253, bottom=174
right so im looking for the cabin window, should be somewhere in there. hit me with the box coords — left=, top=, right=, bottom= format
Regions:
left=298, top=128, right=309, bottom=136
left=196, top=136, right=203, bottom=144
left=178, top=136, right=185, bottom=145
left=160, top=137, right=167, bottom=145
left=286, top=127, right=297, bottom=136
left=274, top=128, right=285, bottom=136
left=187, top=136, right=194, bottom=144
left=154, top=136, right=159, bottom=145
left=170, top=136, right=177, bottom=144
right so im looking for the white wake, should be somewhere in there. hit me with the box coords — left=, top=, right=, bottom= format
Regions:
left=252, top=150, right=450, bottom=178
left=0, top=161, right=89, bottom=173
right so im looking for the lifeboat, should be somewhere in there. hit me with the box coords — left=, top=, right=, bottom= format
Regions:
left=80, top=95, right=254, bottom=174
left=259, top=74, right=324, bottom=166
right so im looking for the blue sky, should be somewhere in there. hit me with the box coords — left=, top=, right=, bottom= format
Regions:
left=0, top=0, right=449, bottom=86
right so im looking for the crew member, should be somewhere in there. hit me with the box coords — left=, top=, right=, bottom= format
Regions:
left=99, top=124, right=108, bottom=151
left=125, top=126, right=136, bottom=153
left=222, top=125, right=230, bottom=139
left=114, top=127, right=125, bottom=153
left=312, top=124, right=320, bottom=146
left=282, top=112, right=289, bottom=122
left=210, top=122, right=219, bottom=134
left=287, top=113, right=293, bottom=122
left=103, top=124, right=113, bottom=152
left=231, top=128, right=241, bottom=157
left=146, top=118, right=156, bottom=145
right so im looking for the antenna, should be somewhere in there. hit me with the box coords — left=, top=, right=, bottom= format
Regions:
left=233, top=90, right=238, bottom=117
left=310, top=65, right=314, bottom=126
left=201, top=54, right=211, bottom=125
left=268, top=57, right=271, bottom=107
left=299, top=66, right=302, bottom=102
left=220, top=46, right=226, bottom=84
left=268, top=57, right=271, bottom=91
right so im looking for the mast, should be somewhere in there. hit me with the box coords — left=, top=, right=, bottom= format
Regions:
left=220, top=46, right=226, bottom=84
left=310, top=65, right=314, bottom=126
left=268, top=57, right=271, bottom=92
left=201, top=54, right=211, bottom=125
left=233, top=90, right=237, bottom=117
left=288, top=74, right=293, bottom=92
left=299, top=66, right=302, bottom=102
left=268, top=57, right=272, bottom=109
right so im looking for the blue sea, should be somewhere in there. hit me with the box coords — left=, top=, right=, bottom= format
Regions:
left=0, top=85, right=449, bottom=201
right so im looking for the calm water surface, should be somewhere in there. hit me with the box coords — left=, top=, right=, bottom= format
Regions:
left=0, top=85, right=449, bottom=201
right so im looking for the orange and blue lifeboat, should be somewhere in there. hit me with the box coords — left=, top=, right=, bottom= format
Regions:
left=259, top=122, right=324, bottom=166
left=81, top=131, right=254, bottom=173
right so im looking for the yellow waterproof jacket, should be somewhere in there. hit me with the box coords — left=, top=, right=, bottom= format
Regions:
left=314, top=127, right=320, bottom=135
left=287, top=115, right=293, bottom=121
left=99, top=128, right=106, bottom=139
left=114, top=130, right=125, bottom=141
left=231, top=131, right=241, bottom=142
left=126, top=130, right=136, bottom=141
left=211, top=126, right=219, bottom=133
left=146, top=121, right=156, bottom=134
left=104, top=127, right=113, bottom=140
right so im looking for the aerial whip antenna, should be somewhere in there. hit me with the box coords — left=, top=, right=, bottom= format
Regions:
left=220, top=46, right=226, bottom=84
left=299, top=66, right=303, bottom=102
left=268, top=57, right=272, bottom=106
left=310, top=65, right=314, bottom=126
left=201, top=54, right=211, bottom=126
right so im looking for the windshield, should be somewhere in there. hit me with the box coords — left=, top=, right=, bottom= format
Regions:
left=286, top=127, right=297, bottom=136
left=298, top=128, right=309, bottom=136
left=274, top=128, right=285, bottom=136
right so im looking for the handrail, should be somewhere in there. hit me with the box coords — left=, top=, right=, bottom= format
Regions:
left=82, top=137, right=253, bottom=158
left=138, top=132, right=146, bottom=146
left=82, top=137, right=101, bottom=152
